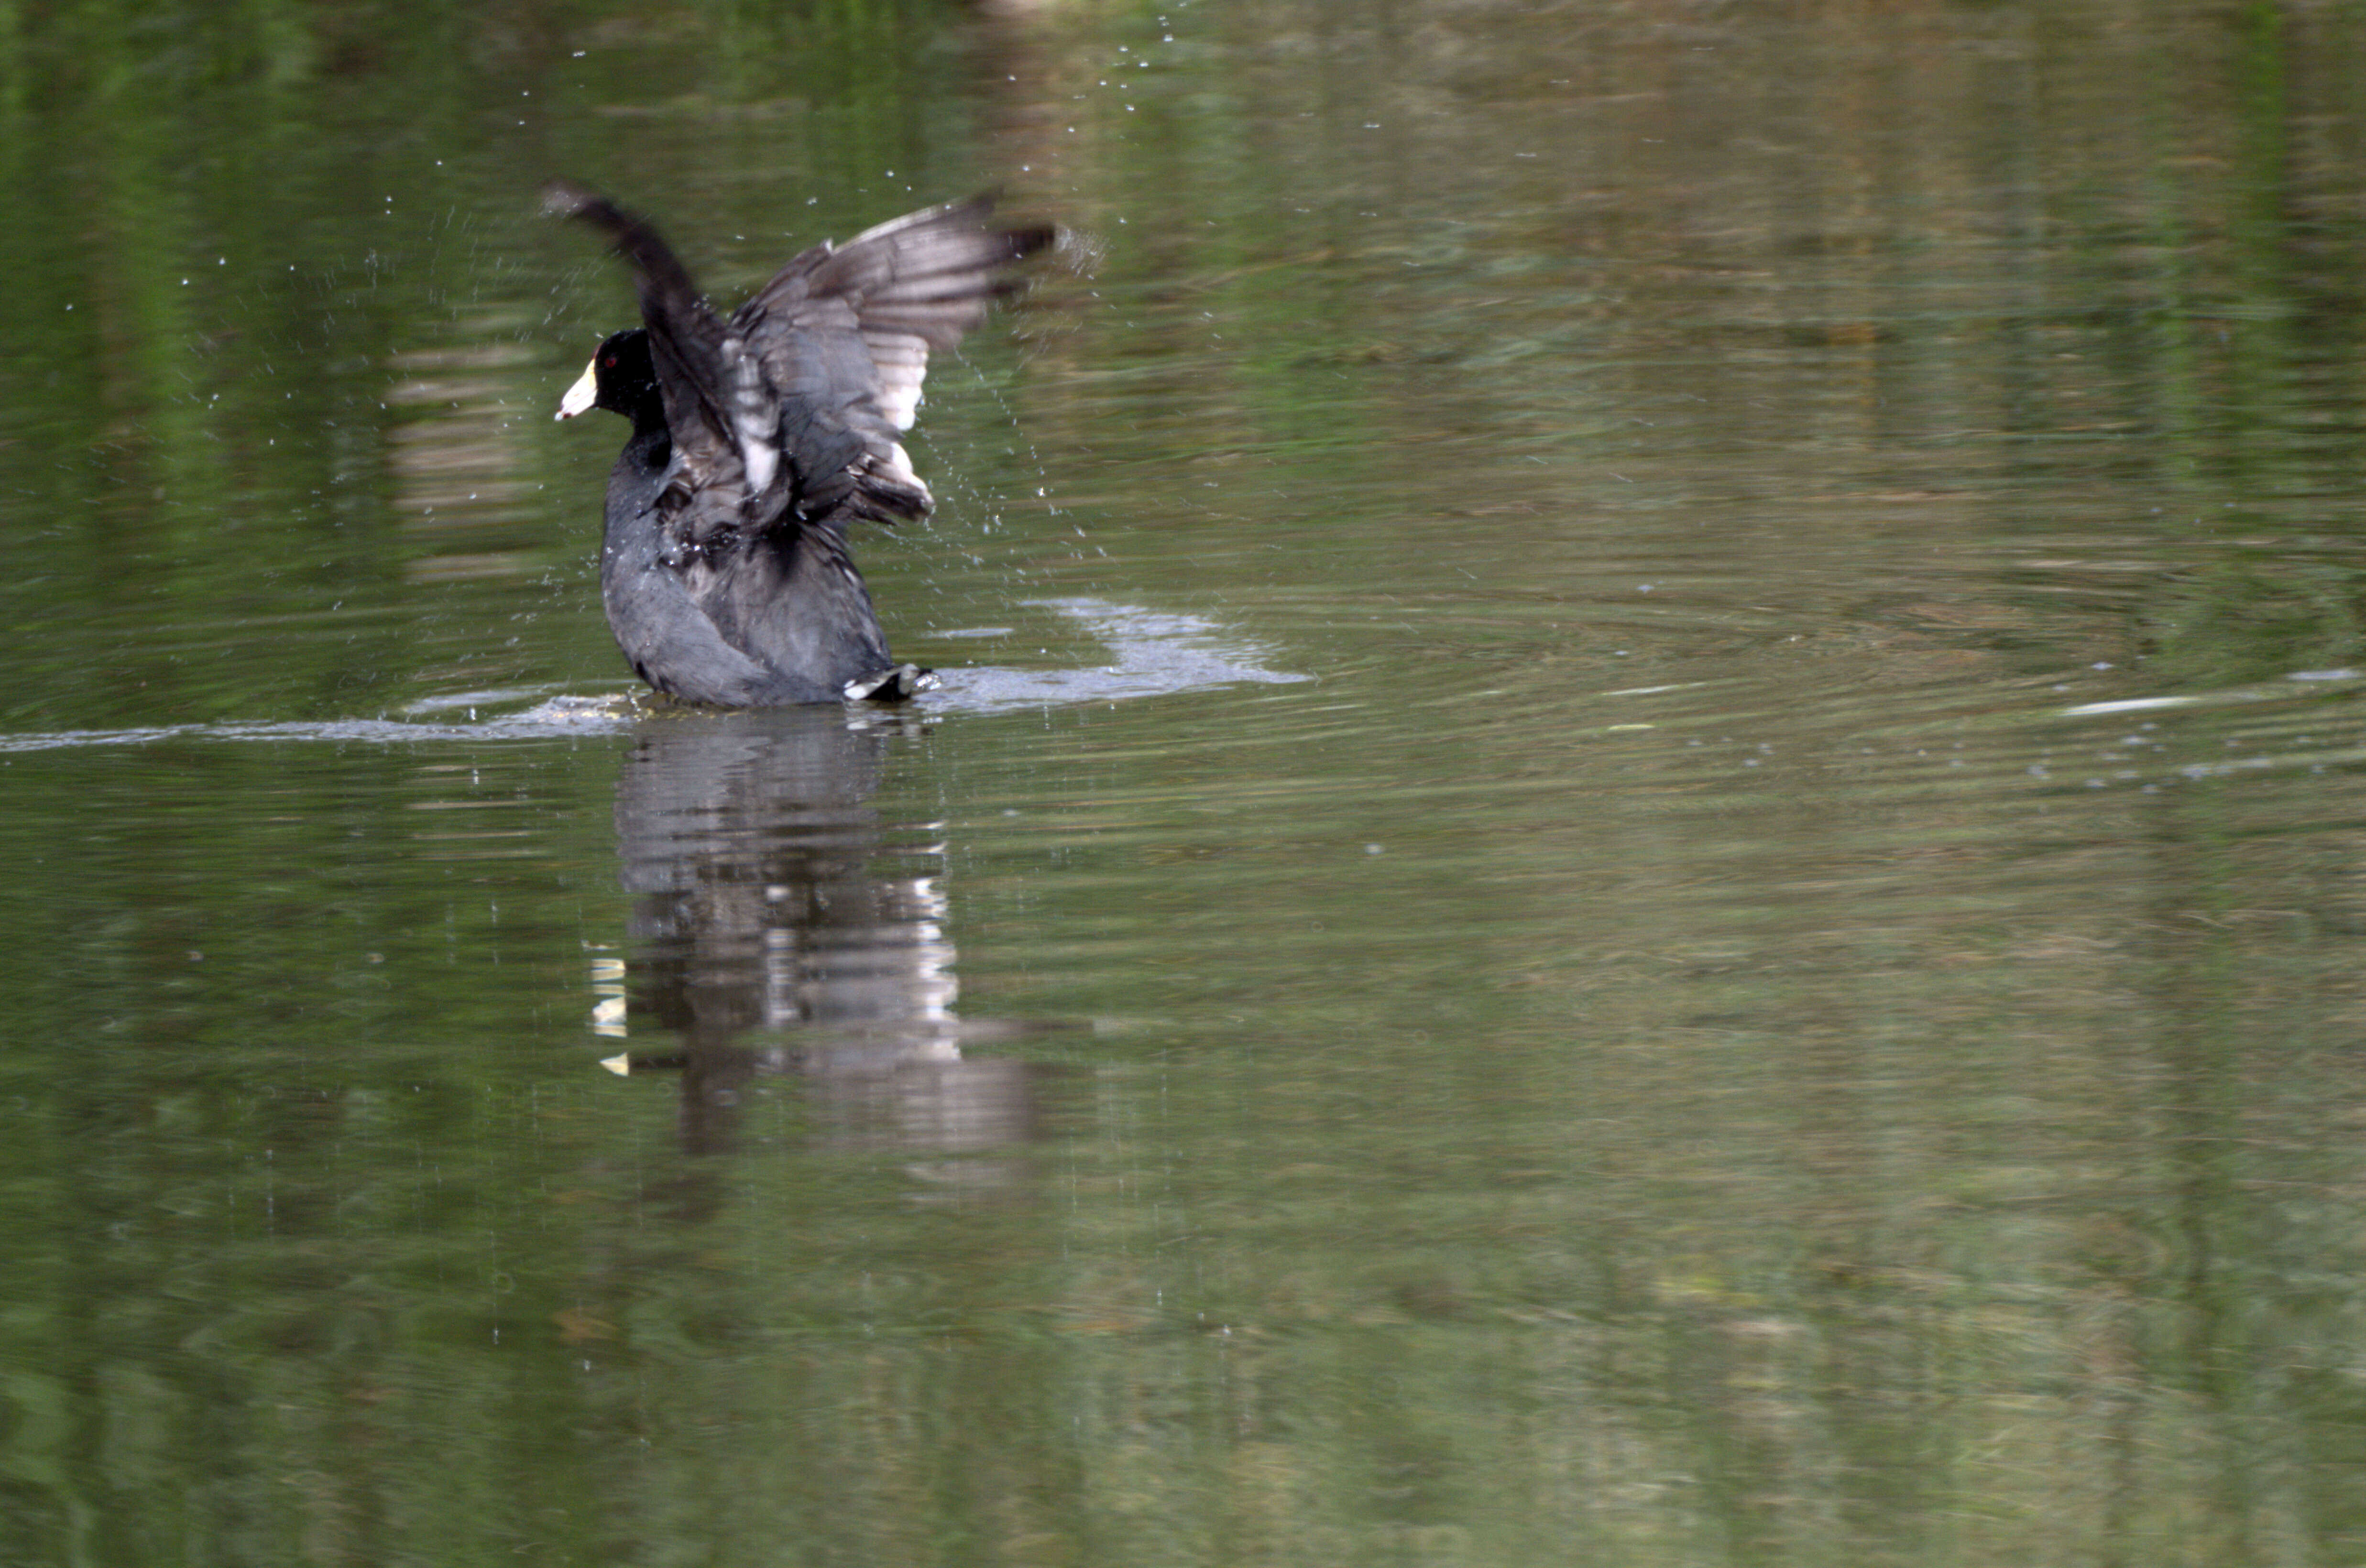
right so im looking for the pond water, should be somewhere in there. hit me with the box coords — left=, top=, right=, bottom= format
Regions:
left=8, top=1, right=2366, bottom=1563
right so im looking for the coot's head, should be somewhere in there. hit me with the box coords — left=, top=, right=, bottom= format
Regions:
left=555, top=328, right=656, bottom=421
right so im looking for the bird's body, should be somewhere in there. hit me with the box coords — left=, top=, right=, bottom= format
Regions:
left=550, top=184, right=1050, bottom=705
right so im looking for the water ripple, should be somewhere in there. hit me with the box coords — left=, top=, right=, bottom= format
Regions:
left=0, top=600, right=1304, bottom=752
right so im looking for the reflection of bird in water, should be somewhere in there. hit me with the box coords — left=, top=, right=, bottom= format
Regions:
left=548, top=182, right=1052, bottom=706
left=598, top=709, right=1046, bottom=1177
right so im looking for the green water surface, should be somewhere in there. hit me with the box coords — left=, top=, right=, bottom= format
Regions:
left=7, top=1, right=2366, bottom=1565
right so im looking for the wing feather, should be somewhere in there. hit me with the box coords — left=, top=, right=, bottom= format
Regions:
left=546, top=181, right=754, bottom=550
left=733, top=197, right=1053, bottom=525
left=557, top=182, right=1049, bottom=544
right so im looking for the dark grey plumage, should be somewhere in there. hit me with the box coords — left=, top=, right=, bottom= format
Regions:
left=549, top=182, right=1052, bottom=705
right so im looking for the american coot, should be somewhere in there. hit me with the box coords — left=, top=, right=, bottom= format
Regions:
left=548, top=182, right=1052, bottom=705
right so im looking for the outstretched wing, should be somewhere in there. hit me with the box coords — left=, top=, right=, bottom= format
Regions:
left=553, top=183, right=1052, bottom=542
left=730, top=197, right=1055, bottom=529
left=545, top=182, right=768, bottom=552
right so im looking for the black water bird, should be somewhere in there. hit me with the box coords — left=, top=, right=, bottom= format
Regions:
left=548, top=182, right=1052, bottom=704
